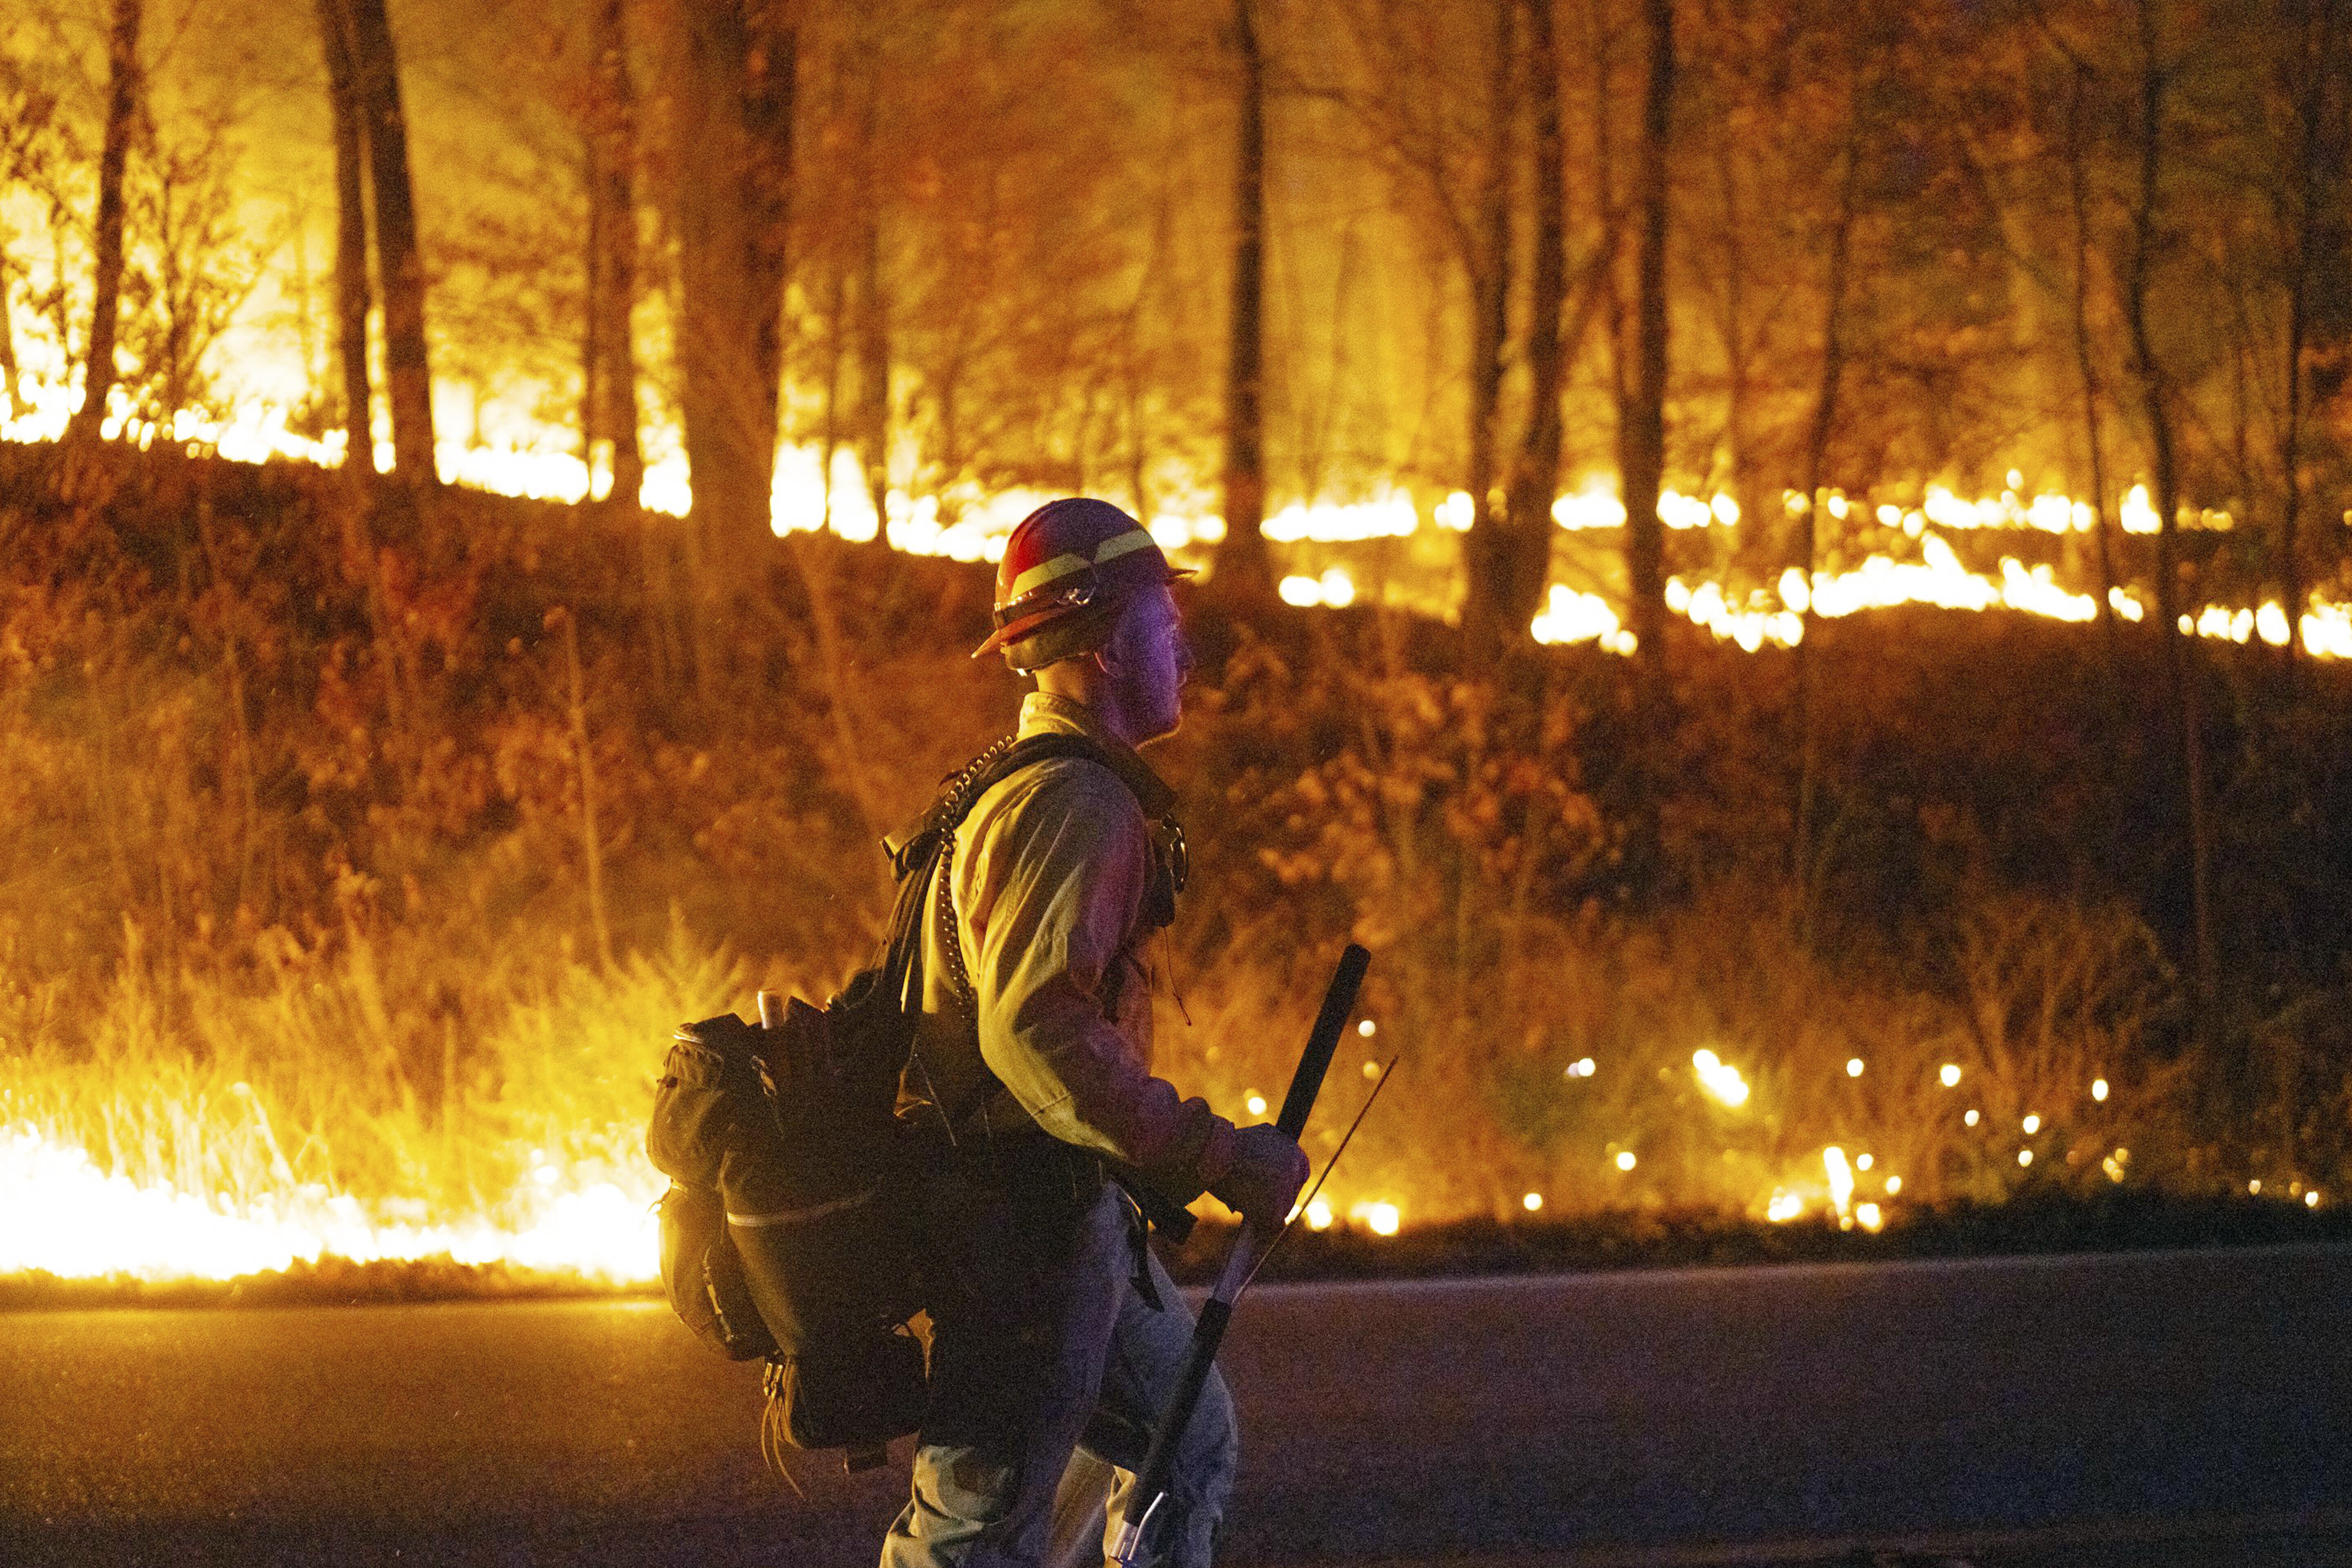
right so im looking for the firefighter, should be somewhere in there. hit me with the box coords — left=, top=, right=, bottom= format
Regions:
left=883, top=497, right=1309, bottom=1568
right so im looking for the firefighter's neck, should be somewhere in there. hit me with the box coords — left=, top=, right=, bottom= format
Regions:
left=1034, top=656, right=1153, bottom=751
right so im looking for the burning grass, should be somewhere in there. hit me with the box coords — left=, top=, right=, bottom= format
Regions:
left=2, top=444, right=2348, bottom=1296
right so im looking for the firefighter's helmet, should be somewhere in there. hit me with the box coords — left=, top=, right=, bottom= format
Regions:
left=972, top=498, right=1192, bottom=671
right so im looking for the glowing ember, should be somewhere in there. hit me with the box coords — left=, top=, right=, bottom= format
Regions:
left=1531, top=586, right=1639, bottom=654
left=1551, top=481, right=1628, bottom=530
left=1692, top=1049, right=1751, bottom=1108
left=1278, top=568, right=1358, bottom=608
left=1823, top=1146, right=1856, bottom=1218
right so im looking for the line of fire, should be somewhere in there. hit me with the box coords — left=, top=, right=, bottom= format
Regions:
left=1, top=0, right=2348, bottom=1313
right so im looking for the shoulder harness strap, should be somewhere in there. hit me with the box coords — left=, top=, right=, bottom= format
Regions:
left=873, top=732, right=1146, bottom=1013
left=880, top=732, right=1118, bottom=884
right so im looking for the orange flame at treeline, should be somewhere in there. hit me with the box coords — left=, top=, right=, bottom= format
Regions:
left=2, top=346, right=2347, bottom=1288
left=5, top=352, right=2347, bottom=663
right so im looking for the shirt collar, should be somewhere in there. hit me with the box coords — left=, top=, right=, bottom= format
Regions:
left=1018, top=691, right=1176, bottom=817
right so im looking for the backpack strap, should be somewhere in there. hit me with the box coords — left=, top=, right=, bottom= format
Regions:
left=881, top=733, right=1119, bottom=884
left=873, top=733, right=1137, bottom=1014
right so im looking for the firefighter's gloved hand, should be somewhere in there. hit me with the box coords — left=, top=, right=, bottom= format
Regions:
left=1211, top=1123, right=1310, bottom=1225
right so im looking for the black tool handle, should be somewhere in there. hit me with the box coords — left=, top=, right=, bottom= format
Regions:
left=1275, top=943, right=1368, bottom=1137
left=1111, top=944, right=1370, bottom=1564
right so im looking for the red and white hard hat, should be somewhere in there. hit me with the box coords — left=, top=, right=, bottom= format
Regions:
left=973, top=498, right=1192, bottom=670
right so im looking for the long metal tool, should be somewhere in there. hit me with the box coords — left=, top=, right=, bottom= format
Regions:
left=1243, top=1052, right=1397, bottom=1293
left=1108, top=942, right=1370, bottom=1566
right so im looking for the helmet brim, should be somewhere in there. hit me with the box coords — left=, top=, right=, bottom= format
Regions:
left=971, top=562, right=1194, bottom=661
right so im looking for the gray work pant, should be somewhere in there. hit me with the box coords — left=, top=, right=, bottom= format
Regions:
left=881, top=1180, right=1236, bottom=1568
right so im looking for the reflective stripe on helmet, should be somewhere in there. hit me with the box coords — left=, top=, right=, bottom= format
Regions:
left=1005, top=527, right=1160, bottom=601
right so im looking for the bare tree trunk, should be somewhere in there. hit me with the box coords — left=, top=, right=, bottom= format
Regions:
left=1584, top=0, right=1625, bottom=416
left=2065, top=62, right=2120, bottom=670
left=583, top=175, right=603, bottom=472
left=1618, top=0, right=1675, bottom=682
left=1124, top=180, right=1176, bottom=528
left=1709, top=126, right=1756, bottom=535
left=1216, top=0, right=1274, bottom=595
left=557, top=608, right=614, bottom=968
left=2125, top=0, right=2218, bottom=1048
left=316, top=0, right=374, bottom=479
left=588, top=0, right=644, bottom=508
left=2278, top=0, right=2341, bottom=684
left=857, top=125, right=891, bottom=540
left=1496, top=0, right=1567, bottom=642
left=667, top=0, right=795, bottom=573
left=344, top=0, right=434, bottom=486
left=820, top=262, right=845, bottom=530
left=68, top=0, right=141, bottom=443
left=2281, top=233, right=2310, bottom=682
left=1461, top=0, right=1517, bottom=644
left=0, top=247, right=21, bottom=419
left=1792, top=118, right=1860, bottom=900
left=314, top=1, right=405, bottom=715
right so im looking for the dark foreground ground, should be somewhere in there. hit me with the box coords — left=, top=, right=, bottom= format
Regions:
left=2, top=1244, right=2349, bottom=1568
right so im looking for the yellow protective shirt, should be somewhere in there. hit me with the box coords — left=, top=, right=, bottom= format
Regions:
left=903, top=692, right=1236, bottom=1209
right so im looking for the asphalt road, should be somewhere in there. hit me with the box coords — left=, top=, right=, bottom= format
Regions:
left=3, top=1244, right=2350, bottom=1568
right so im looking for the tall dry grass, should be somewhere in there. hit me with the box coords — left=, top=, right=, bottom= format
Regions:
left=0, top=913, right=755, bottom=1222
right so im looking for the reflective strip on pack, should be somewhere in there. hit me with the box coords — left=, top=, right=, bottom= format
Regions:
left=727, top=1186, right=878, bottom=1228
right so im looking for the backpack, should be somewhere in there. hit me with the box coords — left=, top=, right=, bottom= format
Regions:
left=644, top=731, right=1144, bottom=1472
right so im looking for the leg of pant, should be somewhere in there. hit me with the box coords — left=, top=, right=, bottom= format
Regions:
left=882, top=1446, right=1026, bottom=1568
left=1084, top=1245, right=1238, bottom=1568
left=883, top=1184, right=1134, bottom=1568
left=1042, top=1447, right=1118, bottom=1568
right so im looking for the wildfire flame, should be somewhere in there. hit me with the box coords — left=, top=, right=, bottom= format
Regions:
left=6, top=350, right=2340, bottom=659
left=1, top=1124, right=658, bottom=1284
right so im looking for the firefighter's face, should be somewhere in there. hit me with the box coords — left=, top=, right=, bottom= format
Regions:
left=1101, top=582, right=1192, bottom=744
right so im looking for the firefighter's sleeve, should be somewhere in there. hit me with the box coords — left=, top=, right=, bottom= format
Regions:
left=967, top=764, right=1236, bottom=1204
